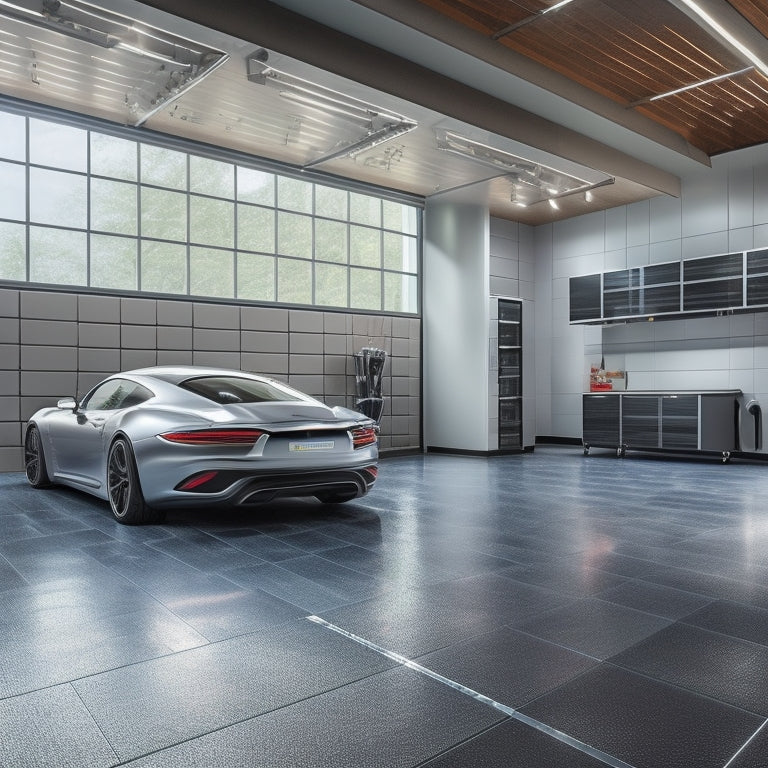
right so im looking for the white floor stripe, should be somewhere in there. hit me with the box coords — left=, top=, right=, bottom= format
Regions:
left=722, top=717, right=768, bottom=768
left=306, top=615, right=637, bottom=768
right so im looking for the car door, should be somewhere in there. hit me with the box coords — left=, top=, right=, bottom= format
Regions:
left=48, top=379, right=135, bottom=486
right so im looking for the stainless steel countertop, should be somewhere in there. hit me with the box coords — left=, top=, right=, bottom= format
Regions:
left=584, top=390, right=742, bottom=396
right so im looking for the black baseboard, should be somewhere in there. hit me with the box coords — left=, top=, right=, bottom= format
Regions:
left=535, top=436, right=582, bottom=446
left=379, top=447, right=423, bottom=458
left=425, top=445, right=535, bottom=457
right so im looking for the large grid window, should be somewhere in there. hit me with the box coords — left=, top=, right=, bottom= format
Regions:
left=0, top=105, right=420, bottom=314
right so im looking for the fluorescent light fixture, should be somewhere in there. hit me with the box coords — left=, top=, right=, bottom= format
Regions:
left=543, top=0, right=576, bottom=14
left=437, top=129, right=548, bottom=176
left=304, top=120, right=416, bottom=168
left=438, top=127, right=613, bottom=209
left=247, top=51, right=418, bottom=167
left=0, top=0, right=229, bottom=125
left=585, top=189, right=593, bottom=202
left=673, top=0, right=768, bottom=77
left=629, top=66, right=753, bottom=105
left=493, top=0, right=576, bottom=39
left=277, top=89, right=373, bottom=124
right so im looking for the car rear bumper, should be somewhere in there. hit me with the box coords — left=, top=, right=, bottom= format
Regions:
left=149, top=465, right=378, bottom=508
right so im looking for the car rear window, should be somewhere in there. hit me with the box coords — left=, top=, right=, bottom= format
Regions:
left=179, top=376, right=311, bottom=404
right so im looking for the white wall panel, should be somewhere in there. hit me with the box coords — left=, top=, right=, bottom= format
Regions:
left=682, top=177, right=728, bottom=237
left=728, top=167, right=754, bottom=231
left=605, top=207, right=627, bottom=251
left=681, top=232, right=729, bottom=260
left=729, top=227, right=754, bottom=252
left=649, top=239, right=681, bottom=263
left=627, top=200, right=650, bottom=247
left=650, top=195, right=682, bottom=243
left=604, top=248, right=628, bottom=271
left=627, top=244, right=650, bottom=267
left=755, top=166, right=768, bottom=226
left=553, top=211, right=605, bottom=260
left=683, top=316, right=731, bottom=340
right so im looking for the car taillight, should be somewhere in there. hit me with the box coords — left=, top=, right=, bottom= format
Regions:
left=159, top=429, right=264, bottom=446
left=177, top=471, right=220, bottom=490
left=351, top=426, right=378, bottom=449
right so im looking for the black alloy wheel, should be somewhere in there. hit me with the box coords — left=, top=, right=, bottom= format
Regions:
left=24, top=425, right=50, bottom=488
left=107, top=437, right=163, bottom=524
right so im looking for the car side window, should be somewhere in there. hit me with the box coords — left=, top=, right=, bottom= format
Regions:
left=82, top=380, right=153, bottom=411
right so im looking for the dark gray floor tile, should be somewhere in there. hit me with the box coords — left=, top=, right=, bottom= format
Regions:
left=521, top=664, right=764, bottom=768
left=0, top=564, right=176, bottom=632
left=0, top=514, right=45, bottom=541
left=319, top=543, right=460, bottom=588
left=498, top=561, right=628, bottom=598
left=0, top=686, right=117, bottom=768
left=157, top=577, right=307, bottom=641
left=676, top=526, right=768, bottom=562
left=683, top=600, right=768, bottom=647
left=0, top=601, right=208, bottom=698
left=276, top=553, right=389, bottom=599
left=203, top=529, right=306, bottom=561
left=516, top=597, right=672, bottom=659
left=275, top=528, right=349, bottom=552
left=146, top=529, right=263, bottom=572
left=0, top=556, right=25, bottom=593
left=611, top=622, right=768, bottom=716
left=226, top=560, right=352, bottom=613
left=322, top=574, right=571, bottom=658
left=73, top=618, right=400, bottom=761
left=118, top=666, right=504, bottom=768
left=624, top=558, right=768, bottom=609
left=418, top=626, right=597, bottom=708
left=422, top=719, right=610, bottom=768
left=597, top=578, right=713, bottom=619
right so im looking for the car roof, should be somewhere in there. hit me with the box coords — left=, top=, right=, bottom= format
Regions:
left=119, top=366, right=269, bottom=386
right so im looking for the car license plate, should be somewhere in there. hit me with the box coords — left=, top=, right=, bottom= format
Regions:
left=289, top=440, right=335, bottom=452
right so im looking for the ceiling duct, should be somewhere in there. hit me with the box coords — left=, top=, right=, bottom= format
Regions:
left=435, top=128, right=613, bottom=207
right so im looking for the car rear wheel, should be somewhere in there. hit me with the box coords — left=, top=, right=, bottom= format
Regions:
left=24, top=425, right=51, bottom=488
left=107, top=437, right=164, bottom=524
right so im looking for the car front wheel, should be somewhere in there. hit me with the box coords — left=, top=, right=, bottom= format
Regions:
left=107, top=437, right=164, bottom=524
left=24, top=425, right=51, bottom=488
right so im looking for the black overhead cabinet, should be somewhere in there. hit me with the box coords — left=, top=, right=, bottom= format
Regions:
left=570, top=248, right=768, bottom=324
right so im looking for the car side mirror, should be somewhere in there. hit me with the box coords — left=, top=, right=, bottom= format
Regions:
left=57, top=397, right=78, bottom=411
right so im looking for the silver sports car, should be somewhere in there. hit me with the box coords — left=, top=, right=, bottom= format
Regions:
left=24, top=366, right=379, bottom=524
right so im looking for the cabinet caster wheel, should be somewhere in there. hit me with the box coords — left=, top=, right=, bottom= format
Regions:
left=617, top=446, right=626, bottom=458
left=722, top=451, right=731, bottom=464
left=583, top=444, right=590, bottom=456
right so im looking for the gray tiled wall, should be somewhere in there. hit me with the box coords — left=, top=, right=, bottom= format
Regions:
left=0, top=287, right=421, bottom=471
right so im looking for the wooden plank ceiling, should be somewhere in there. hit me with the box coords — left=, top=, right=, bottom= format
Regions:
left=414, top=0, right=768, bottom=155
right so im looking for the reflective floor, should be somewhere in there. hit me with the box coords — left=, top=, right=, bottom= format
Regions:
left=2, top=445, right=768, bottom=767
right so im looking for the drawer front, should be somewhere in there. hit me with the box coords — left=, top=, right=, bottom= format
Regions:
left=583, top=395, right=620, bottom=445
left=622, top=396, right=660, bottom=448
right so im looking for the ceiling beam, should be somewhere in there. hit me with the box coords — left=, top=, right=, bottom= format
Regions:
left=138, top=0, right=683, bottom=197
left=339, top=0, right=710, bottom=168
left=666, top=0, right=768, bottom=77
